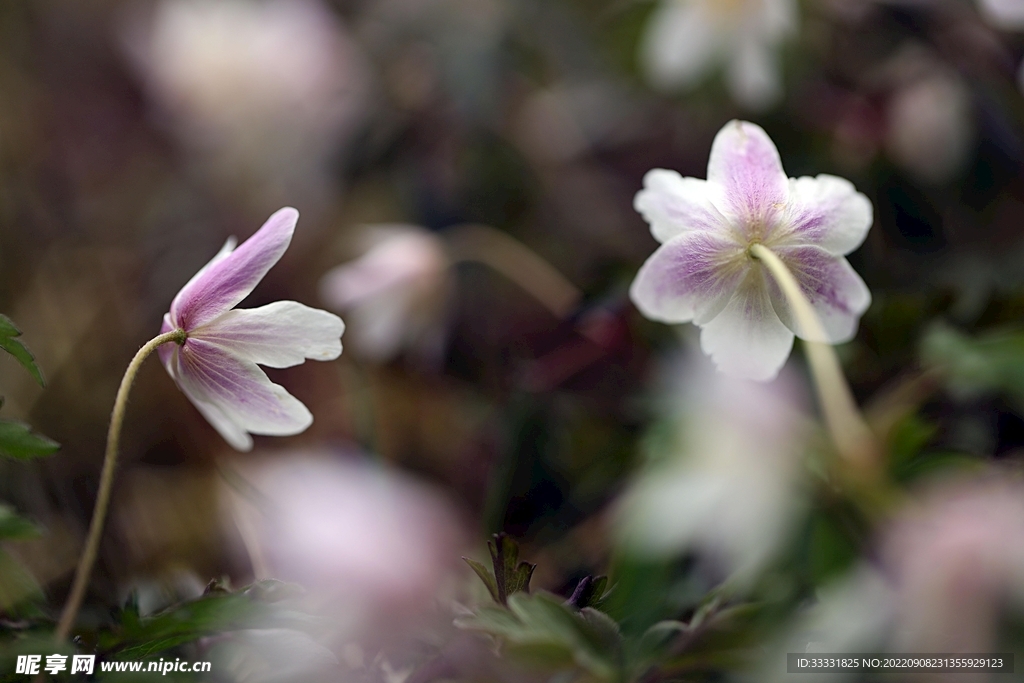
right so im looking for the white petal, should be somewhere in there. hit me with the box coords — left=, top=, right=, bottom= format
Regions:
left=170, top=207, right=297, bottom=330
left=640, top=1, right=721, bottom=91
left=630, top=231, right=747, bottom=324
left=706, top=120, right=790, bottom=229
left=344, top=290, right=417, bottom=361
left=170, top=338, right=313, bottom=450
left=634, top=169, right=732, bottom=243
left=776, top=175, right=873, bottom=255
left=699, top=267, right=794, bottom=381
left=978, top=0, right=1024, bottom=30
left=726, top=38, right=782, bottom=111
left=194, top=301, right=345, bottom=368
left=767, top=247, right=872, bottom=344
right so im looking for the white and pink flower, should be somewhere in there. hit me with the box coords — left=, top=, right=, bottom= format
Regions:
left=160, top=208, right=345, bottom=451
left=630, top=120, right=873, bottom=381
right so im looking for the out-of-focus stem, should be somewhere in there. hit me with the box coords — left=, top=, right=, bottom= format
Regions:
left=749, top=244, right=877, bottom=470
left=55, top=329, right=186, bottom=641
left=444, top=224, right=581, bottom=318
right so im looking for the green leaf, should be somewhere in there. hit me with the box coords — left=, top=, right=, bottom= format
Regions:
left=0, top=504, right=41, bottom=540
left=0, top=315, right=44, bottom=387
left=466, top=533, right=536, bottom=605
left=97, top=580, right=325, bottom=658
left=463, top=557, right=500, bottom=604
left=0, top=420, right=59, bottom=460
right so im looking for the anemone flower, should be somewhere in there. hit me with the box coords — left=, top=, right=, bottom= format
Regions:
left=640, top=0, right=797, bottom=110
left=615, top=359, right=808, bottom=583
left=630, top=120, right=873, bottom=381
left=319, top=225, right=449, bottom=362
left=160, top=208, right=345, bottom=451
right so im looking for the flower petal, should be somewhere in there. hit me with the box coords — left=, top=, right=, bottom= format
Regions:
left=767, top=246, right=872, bottom=344
left=193, top=301, right=345, bottom=369
left=634, top=169, right=732, bottom=243
left=775, top=175, right=873, bottom=255
left=170, top=338, right=313, bottom=451
left=699, top=267, right=795, bottom=381
left=640, top=1, right=721, bottom=91
left=726, top=38, right=781, bottom=111
left=706, top=120, right=789, bottom=229
left=630, top=231, right=747, bottom=325
left=170, top=207, right=298, bottom=330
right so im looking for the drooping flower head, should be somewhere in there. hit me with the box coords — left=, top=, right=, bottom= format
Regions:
left=161, top=208, right=345, bottom=451
left=631, top=120, right=873, bottom=381
left=319, top=225, right=450, bottom=362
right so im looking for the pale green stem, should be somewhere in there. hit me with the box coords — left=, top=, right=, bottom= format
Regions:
left=444, top=223, right=582, bottom=318
left=749, top=244, right=876, bottom=469
left=55, top=329, right=186, bottom=640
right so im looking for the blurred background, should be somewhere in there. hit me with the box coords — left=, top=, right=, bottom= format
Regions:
left=2, top=0, right=1024, bottom=680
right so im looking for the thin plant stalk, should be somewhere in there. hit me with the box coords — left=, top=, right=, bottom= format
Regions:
left=55, top=329, right=185, bottom=640
left=749, top=244, right=877, bottom=470
left=444, top=223, right=581, bottom=318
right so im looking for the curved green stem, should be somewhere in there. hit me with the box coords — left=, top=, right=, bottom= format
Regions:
left=749, top=244, right=877, bottom=470
left=55, top=329, right=185, bottom=640
left=444, top=223, right=581, bottom=318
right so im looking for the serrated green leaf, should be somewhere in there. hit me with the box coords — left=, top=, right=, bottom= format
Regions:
left=96, top=580, right=324, bottom=657
left=507, top=560, right=536, bottom=596
left=0, top=420, right=59, bottom=460
left=463, top=557, right=500, bottom=604
left=0, top=315, right=44, bottom=387
left=0, top=504, right=41, bottom=540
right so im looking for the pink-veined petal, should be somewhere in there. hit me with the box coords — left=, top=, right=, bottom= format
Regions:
left=634, top=169, right=732, bottom=243
left=706, top=121, right=789, bottom=231
left=774, top=175, right=873, bottom=255
left=767, top=246, right=872, bottom=344
left=169, top=207, right=298, bottom=330
left=172, top=338, right=313, bottom=451
left=640, top=1, right=721, bottom=92
left=699, top=267, right=795, bottom=381
left=630, top=231, right=747, bottom=325
left=193, top=301, right=345, bottom=369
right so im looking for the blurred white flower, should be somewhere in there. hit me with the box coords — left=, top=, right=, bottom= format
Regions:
left=124, top=0, right=369, bottom=200
left=882, top=476, right=1024, bottom=652
left=319, top=226, right=450, bottom=362
left=977, top=0, right=1024, bottom=30
left=224, top=452, right=465, bottom=633
left=639, top=0, right=797, bottom=109
left=885, top=64, right=974, bottom=184
left=614, top=359, right=809, bottom=584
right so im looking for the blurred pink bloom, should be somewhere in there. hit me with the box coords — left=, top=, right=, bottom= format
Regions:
left=124, top=0, right=369, bottom=197
left=319, top=226, right=450, bottom=362
left=883, top=477, right=1024, bottom=652
left=640, top=0, right=797, bottom=109
left=225, top=452, right=464, bottom=626
left=615, top=359, right=809, bottom=583
left=160, top=208, right=345, bottom=451
left=631, top=121, right=873, bottom=380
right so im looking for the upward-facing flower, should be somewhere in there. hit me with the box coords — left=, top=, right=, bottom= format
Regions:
left=640, top=0, right=797, bottom=110
left=160, top=208, right=345, bottom=451
left=631, top=121, right=873, bottom=381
